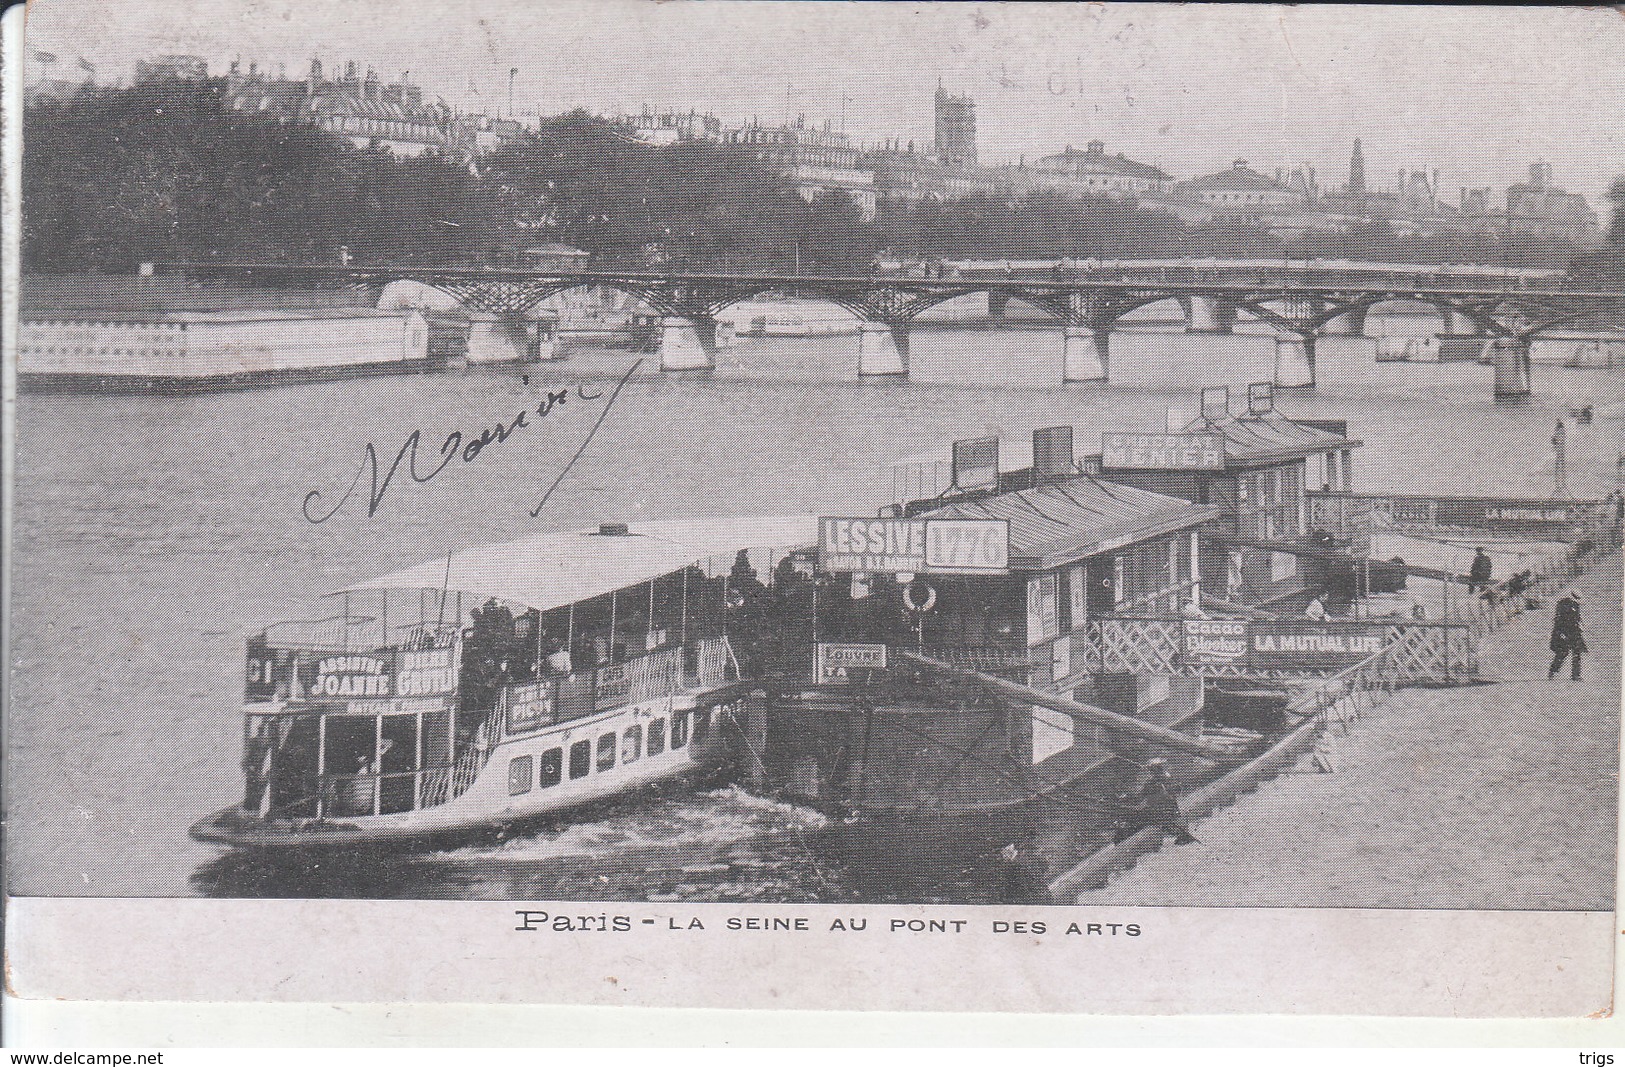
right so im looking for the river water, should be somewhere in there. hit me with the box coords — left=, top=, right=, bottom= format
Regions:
left=11, top=315, right=1625, bottom=900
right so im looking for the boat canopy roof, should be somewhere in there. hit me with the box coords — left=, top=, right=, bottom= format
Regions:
left=337, top=515, right=819, bottom=612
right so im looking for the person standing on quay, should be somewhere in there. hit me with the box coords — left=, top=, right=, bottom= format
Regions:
left=1468, top=547, right=1493, bottom=595
left=1548, top=590, right=1586, bottom=681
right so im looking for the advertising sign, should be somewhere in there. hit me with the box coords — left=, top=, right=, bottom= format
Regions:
left=815, top=643, right=887, bottom=684
left=1100, top=432, right=1226, bottom=471
left=505, top=681, right=556, bottom=735
left=1247, top=622, right=1385, bottom=670
left=818, top=517, right=1009, bottom=574
left=952, top=436, right=1000, bottom=491
left=1032, top=425, right=1076, bottom=480
left=1182, top=619, right=1250, bottom=666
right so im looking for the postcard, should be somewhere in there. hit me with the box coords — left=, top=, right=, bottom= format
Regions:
left=5, top=0, right=1622, bottom=1023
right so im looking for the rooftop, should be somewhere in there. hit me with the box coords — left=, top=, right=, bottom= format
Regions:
left=1179, top=410, right=1360, bottom=466
left=919, top=476, right=1218, bottom=570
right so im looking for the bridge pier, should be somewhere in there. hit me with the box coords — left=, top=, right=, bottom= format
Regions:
left=659, top=316, right=718, bottom=372
left=1184, top=295, right=1237, bottom=334
left=1491, top=337, right=1532, bottom=399
left=1321, top=307, right=1368, bottom=336
left=1062, top=326, right=1110, bottom=382
left=857, top=322, right=910, bottom=377
left=987, top=291, right=1010, bottom=321
left=467, top=313, right=536, bottom=364
left=1273, top=335, right=1317, bottom=388
left=1443, top=310, right=1480, bottom=335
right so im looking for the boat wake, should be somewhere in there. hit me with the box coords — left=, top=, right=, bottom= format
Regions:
left=189, top=784, right=840, bottom=901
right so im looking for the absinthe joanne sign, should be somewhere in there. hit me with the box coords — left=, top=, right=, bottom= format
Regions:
left=818, top=517, right=1009, bottom=574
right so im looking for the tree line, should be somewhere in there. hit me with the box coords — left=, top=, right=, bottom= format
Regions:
left=22, top=81, right=1598, bottom=276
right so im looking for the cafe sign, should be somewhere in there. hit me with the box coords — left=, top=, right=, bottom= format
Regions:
left=1101, top=432, right=1226, bottom=471
left=818, top=517, right=1009, bottom=574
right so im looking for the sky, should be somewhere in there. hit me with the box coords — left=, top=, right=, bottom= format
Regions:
left=22, top=1, right=1625, bottom=204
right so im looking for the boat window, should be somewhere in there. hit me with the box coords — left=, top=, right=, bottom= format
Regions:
left=693, top=708, right=712, bottom=745
left=568, top=739, right=591, bottom=779
left=647, top=719, right=667, bottom=756
left=671, top=711, right=689, bottom=749
left=539, top=747, right=563, bottom=787
left=596, top=732, right=616, bottom=771
left=507, top=755, right=533, bottom=796
left=622, top=725, right=642, bottom=764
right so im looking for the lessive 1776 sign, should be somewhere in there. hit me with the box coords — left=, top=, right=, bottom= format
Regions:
left=1101, top=432, right=1226, bottom=471
left=818, top=517, right=1010, bottom=574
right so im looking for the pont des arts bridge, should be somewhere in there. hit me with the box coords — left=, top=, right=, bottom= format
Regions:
left=155, top=261, right=1625, bottom=398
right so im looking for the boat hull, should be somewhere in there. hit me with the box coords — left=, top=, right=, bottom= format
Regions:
left=192, top=696, right=745, bottom=850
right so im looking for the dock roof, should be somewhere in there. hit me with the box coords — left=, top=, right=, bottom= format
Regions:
left=919, top=476, right=1219, bottom=571
left=1180, top=411, right=1360, bottom=467
left=339, top=516, right=818, bottom=611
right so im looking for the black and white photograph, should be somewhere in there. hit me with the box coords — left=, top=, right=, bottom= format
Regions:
left=5, top=0, right=1623, bottom=1020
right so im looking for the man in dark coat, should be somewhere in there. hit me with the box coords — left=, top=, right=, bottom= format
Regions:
left=1549, top=590, right=1586, bottom=681
left=1468, top=548, right=1493, bottom=595
left=1112, top=759, right=1199, bottom=845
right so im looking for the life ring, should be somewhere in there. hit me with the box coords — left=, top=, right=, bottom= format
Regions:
left=901, top=580, right=937, bottom=614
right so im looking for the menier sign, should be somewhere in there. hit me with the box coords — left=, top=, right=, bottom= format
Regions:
left=1101, top=432, right=1226, bottom=471
left=818, top=517, right=1010, bottom=574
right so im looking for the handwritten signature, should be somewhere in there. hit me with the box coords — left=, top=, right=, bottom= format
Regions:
left=302, top=361, right=642, bottom=524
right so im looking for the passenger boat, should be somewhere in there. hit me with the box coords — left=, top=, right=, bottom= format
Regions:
left=190, top=517, right=819, bottom=849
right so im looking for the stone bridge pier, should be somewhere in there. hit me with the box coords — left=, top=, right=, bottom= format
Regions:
left=858, top=322, right=911, bottom=377
left=1062, top=326, right=1111, bottom=382
left=1320, top=306, right=1368, bottom=336
left=659, top=315, right=720, bottom=372
left=1491, top=336, right=1533, bottom=399
left=1183, top=295, right=1238, bottom=334
left=1273, top=334, right=1318, bottom=388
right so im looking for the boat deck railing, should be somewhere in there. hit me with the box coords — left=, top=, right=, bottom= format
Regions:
left=494, top=635, right=739, bottom=739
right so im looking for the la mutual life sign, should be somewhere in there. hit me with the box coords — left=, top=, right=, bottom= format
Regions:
left=1101, top=432, right=1226, bottom=471
left=818, top=517, right=1010, bottom=574
left=1182, top=619, right=1385, bottom=670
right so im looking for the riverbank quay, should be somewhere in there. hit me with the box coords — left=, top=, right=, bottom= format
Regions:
left=1066, top=547, right=1621, bottom=909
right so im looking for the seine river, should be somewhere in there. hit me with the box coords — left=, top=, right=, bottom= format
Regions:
left=11, top=316, right=1624, bottom=899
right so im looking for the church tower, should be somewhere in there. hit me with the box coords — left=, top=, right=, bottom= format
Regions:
left=1349, top=138, right=1366, bottom=194
left=934, top=82, right=977, bottom=167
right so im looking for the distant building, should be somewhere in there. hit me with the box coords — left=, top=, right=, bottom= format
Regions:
left=223, top=58, right=473, bottom=159
left=1181, top=160, right=1307, bottom=215
left=617, top=109, right=724, bottom=145
left=1506, top=162, right=1599, bottom=241
left=24, top=50, right=97, bottom=106
left=1030, top=141, right=1172, bottom=198
left=726, top=116, right=877, bottom=220
left=934, top=84, right=977, bottom=166
left=134, top=55, right=209, bottom=84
